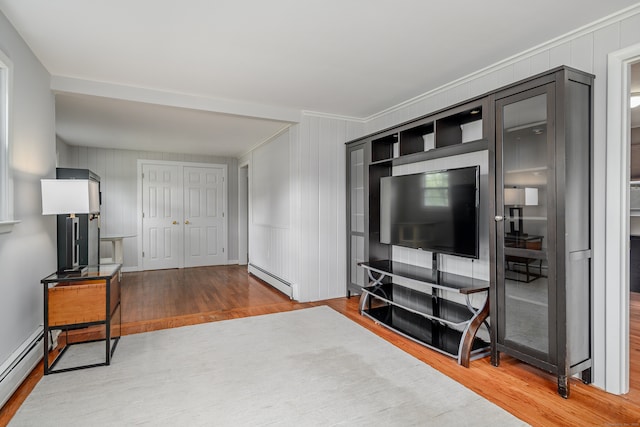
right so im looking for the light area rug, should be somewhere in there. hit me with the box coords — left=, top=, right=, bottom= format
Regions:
left=11, top=306, right=527, bottom=426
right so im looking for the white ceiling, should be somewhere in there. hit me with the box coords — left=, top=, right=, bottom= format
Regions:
left=55, top=93, right=288, bottom=157
left=1, top=0, right=639, bottom=157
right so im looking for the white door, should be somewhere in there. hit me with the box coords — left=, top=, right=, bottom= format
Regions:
left=141, top=164, right=181, bottom=270
left=183, top=166, right=226, bottom=267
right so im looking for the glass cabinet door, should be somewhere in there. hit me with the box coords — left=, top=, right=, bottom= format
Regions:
left=348, top=144, right=367, bottom=291
left=496, top=83, right=555, bottom=362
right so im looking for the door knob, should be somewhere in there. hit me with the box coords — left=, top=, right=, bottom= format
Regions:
left=185, top=220, right=191, bottom=225
left=172, top=221, right=179, bottom=225
left=494, top=215, right=504, bottom=222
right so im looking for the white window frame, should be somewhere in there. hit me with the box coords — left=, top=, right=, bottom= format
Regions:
left=0, top=49, right=17, bottom=234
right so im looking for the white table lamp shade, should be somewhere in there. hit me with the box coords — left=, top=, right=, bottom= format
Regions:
left=504, top=187, right=538, bottom=206
left=41, top=179, right=100, bottom=215
left=524, top=187, right=538, bottom=206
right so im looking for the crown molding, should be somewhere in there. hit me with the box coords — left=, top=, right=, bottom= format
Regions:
left=301, top=110, right=366, bottom=123
left=238, top=124, right=293, bottom=159
left=365, top=3, right=640, bottom=123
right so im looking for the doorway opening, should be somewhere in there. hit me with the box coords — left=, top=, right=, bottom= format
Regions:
left=239, top=163, right=249, bottom=266
left=606, top=43, right=640, bottom=395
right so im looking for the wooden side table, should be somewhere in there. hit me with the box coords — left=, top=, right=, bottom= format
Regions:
left=41, top=264, right=122, bottom=374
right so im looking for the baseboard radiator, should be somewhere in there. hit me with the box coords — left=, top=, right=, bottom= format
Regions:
left=248, top=264, right=292, bottom=299
left=0, top=328, right=44, bottom=408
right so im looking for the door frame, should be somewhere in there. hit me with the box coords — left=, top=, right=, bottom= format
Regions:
left=238, top=161, right=249, bottom=265
left=137, top=159, right=228, bottom=270
left=605, top=43, right=640, bottom=395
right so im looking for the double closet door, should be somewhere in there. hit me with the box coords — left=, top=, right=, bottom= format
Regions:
left=141, top=162, right=227, bottom=270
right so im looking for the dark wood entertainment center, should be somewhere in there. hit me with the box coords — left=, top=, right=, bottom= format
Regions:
left=346, top=66, right=593, bottom=398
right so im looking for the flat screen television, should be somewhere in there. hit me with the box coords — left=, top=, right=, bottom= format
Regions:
left=380, top=166, right=480, bottom=258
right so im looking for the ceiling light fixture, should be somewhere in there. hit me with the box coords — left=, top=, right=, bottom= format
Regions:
left=632, top=93, right=640, bottom=109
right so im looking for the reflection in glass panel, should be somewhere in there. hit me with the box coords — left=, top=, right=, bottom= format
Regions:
left=503, top=256, right=549, bottom=353
left=422, top=172, right=449, bottom=207
left=502, top=94, right=548, bottom=248
left=351, top=235, right=365, bottom=286
left=502, top=93, right=549, bottom=356
left=350, top=149, right=365, bottom=233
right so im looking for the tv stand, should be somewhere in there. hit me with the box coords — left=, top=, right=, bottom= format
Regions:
left=359, top=260, right=490, bottom=367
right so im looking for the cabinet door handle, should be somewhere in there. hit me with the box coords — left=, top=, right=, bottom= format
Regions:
left=172, top=221, right=179, bottom=225
left=185, top=220, right=191, bottom=225
left=494, top=215, right=504, bottom=222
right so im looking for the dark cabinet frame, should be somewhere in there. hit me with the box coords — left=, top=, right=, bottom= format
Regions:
left=489, top=68, right=593, bottom=398
left=346, top=141, right=372, bottom=296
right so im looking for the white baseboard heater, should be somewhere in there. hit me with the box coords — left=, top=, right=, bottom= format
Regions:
left=248, top=264, right=292, bottom=299
left=0, top=328, right=44, bottom=408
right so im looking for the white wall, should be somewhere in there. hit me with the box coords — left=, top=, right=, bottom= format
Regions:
left=295, top=115, right=364, bottom=302
left=242, top=115, right=364, bottom=302
left=247, top=130, right=293, bottom=285
left=0, top=11, right=56, bottom=371
left=57, top=144, right=239, bottom=269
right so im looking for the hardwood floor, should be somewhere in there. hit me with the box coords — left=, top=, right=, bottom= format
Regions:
left=2, top=265, right=640, bottom=426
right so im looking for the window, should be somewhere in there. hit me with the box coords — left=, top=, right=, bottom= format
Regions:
left=422, top=172, right=449, bottom=207
left=0, top=49, right=17, bottom=234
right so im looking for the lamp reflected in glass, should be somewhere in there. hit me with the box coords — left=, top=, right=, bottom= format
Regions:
left=41, top=179, right=100, bottom=272
left=504, top=187, right=538, bottom=236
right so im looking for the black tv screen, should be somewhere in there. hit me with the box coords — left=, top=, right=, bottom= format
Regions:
left=380, top=166, right=479, bottom=258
